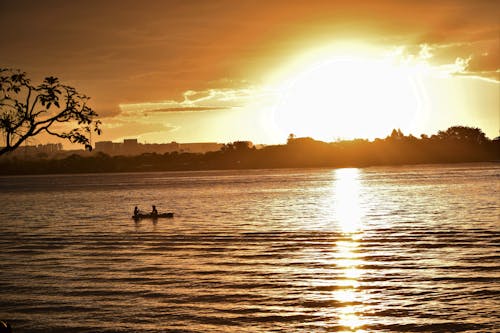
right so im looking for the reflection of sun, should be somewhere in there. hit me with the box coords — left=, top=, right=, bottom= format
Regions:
left=339, top=312, right=365, bottom=332
left=331, top=168, right=366, bottom=332
left=334, top=168, right=363, bottom=233
left=334, top=289, right=358, bottom=304
left=271, top=43, right=426, bottom=141
left=334, top=239, right=366, bottom=332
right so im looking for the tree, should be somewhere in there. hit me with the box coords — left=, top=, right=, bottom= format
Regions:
left=389, top=128, right=404, bottom=140
left=221, top=141, right=253, bottom=152
left=437, top=126, right=488, bottom=143
left=233, top=141, right=253, bottom=151
left=0, top=68, right=101, bottom=155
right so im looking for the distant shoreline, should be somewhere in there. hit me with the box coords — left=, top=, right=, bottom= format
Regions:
left=1, top=126, right=499, bottom=176
left=0, top=152, right=498, bottom=176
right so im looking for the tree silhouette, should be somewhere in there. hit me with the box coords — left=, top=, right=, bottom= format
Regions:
left=436, top=126, right=487, bottom=143
left=0, top=68, right=101, bottom=155
left=389, top=128, right=404, bottom=140
left=221, top=141, right=253, bottom=152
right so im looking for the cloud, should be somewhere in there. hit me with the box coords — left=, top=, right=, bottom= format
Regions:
left=146, top=106, right=233, bottom=113
left=392, top=41, right=499, bottom=82
left=101, top=85, right=269, bottom=142
left=99, top=120, right=177, bottom=141
left=456, top=46, right=500, bottom=81
left=434, top=44, right=500, bottom=82
left=119, top=86, right=264, bottom=116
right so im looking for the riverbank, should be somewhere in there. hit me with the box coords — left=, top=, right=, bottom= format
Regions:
left=1, top=127, right=499, bottom=175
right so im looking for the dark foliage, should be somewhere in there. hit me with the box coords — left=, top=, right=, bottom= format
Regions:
left=0, top=126, right=498, bottom=175
left=0, top=68, right=101, bottom=155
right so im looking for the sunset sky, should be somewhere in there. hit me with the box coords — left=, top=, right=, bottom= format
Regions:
left=1, top=0, right=498, bottom=146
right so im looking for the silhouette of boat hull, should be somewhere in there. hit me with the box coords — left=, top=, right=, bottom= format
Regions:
left=132, top=212, right=174, bottom=220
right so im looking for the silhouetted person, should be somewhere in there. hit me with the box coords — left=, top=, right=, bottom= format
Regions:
left=151, top=205, right=158, bottom=217
left=0, top=321, right=12, bottom=333
left=134, top=206, right=140, bottom=217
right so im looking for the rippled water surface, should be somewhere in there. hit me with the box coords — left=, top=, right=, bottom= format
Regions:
left=0, top=164, right=499, bottom=332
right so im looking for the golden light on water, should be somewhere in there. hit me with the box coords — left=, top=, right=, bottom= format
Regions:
left=334, top=168, right=363, bottom=234
left=332, top=168, right=366, bottom=332
left=334, top=239, right=366, bottom=332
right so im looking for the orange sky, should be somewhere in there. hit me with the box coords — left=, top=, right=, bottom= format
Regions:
left=1, top=0, right=498, bottom=145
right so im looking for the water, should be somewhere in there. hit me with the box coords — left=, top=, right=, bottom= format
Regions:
left=0, top=164, right=498, bottom=332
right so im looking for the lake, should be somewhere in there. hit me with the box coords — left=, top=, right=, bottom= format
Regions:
left=0, top=163, right=498, bottom=332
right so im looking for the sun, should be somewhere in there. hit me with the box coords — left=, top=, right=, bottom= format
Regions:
left=270, top=44, right=428, bottom=141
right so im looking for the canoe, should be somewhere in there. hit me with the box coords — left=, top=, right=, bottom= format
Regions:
left=132, top=212, right=174, bottom=219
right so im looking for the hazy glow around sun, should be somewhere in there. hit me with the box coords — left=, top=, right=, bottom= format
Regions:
left=269, top=43, right=430, bottom=141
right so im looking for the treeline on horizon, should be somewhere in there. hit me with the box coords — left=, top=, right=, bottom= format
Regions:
left=0, top=126, right=498, bottom=175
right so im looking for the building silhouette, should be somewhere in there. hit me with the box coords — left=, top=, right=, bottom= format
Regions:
left=95, top=139, right=223, bottom=156
left=6, top=143, right=63, bottom=157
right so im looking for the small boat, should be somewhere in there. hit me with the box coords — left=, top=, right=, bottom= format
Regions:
left=132, top=212, right=174, bottom=220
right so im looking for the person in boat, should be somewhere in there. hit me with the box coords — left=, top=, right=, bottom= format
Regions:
left=151, top=205, right=158, bottom=217
left=133, top=206, right=140, bottom=217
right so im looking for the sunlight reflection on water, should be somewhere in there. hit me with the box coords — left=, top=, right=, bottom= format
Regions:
left=333, top=168, right=363, bottom=233
left=332, top=168, right=366, bottom=332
